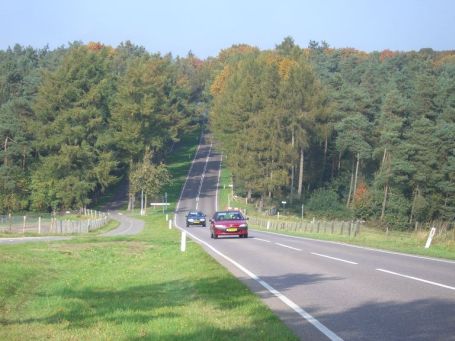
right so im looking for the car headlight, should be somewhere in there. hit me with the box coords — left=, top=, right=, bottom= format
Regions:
left=188, top=219, right=194, bottom=222
left=239, top=223, right=247, bottom=228
left=200, top=218, right=206, bottom=221
left=214, top=224, right=225, bottom=228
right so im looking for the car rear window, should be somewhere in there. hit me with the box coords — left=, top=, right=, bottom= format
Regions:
left=215, top=212, right=243, bottom=220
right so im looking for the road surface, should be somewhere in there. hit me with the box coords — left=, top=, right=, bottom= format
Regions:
left=174, top=133, right=455, bottom=341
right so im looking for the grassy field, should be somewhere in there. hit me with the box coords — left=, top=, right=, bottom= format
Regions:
left=0, top=212, right=297, bottom=340
left=217, top=165, right=455, bottom=260
left=0, top=128, right=298, bottom=340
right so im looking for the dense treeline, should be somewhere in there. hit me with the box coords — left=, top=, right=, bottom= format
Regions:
left=209, top=38, right=455, bottom=228
left=1, top=38, right=454, bottom=229
left=0, top=42, right=203, bottom=213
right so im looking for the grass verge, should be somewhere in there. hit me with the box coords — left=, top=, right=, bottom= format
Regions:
left=0, top=212, right=296, bottom=340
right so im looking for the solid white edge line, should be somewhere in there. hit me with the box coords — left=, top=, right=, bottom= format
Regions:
left=174, top=221, right=343, bottom=341
left=174, top=144, right=343, bottom=341
left=215, top=154, right=222, bottom=212
left=195, top=142, right=213, bottom=211
left=252, top=229, right=455, bottom=265
left=376, top=268, right=455, bottom=291
left=275, top=243, right=302, bottom=251
left=311, top=252, right=358, bottom=265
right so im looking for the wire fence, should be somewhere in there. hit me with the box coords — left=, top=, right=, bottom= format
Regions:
left=0, top=210, right=109, bottom=234
left=249, top=216, right=361, bottom=237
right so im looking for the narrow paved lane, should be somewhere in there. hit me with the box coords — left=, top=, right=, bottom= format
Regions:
left=175, top=133, right=455, bottom=341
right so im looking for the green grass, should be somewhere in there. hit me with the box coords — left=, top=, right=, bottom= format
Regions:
left=0, top=211, right=297, bottom=340
left=251, top=224, right=455, bottom=260
left=0, top=129, right=297, bottom=340
left=0, top=218, right=119, bottom=238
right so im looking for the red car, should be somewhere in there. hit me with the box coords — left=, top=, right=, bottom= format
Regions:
left=209, top=210, right=248, bottom=239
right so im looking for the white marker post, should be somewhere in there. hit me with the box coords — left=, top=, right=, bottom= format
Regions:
left=169, top=219, right=172, bottom=229
left=181, top=231, right=187, bottom=252
left=425, top=227, right=436, bottom=249
left=38, top=217, right=41, bottom=234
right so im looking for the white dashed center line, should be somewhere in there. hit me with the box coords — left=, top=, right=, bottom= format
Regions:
left=275, top=243, right=302, bottom=251
left=311, top=252, right=358, bottom=265
left=376, top=268, right=455, bottom=291
left=255, top=238, right=271, bottom=243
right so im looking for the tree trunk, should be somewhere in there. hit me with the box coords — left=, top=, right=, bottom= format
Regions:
left=247, top=189, right=252, bottom=203
left=290, top=165, right=294, bottom=204
left=380, top=183, right=388, bottom=221
left=290, top=130, right=295, bottom=204
left=141, top=189, right=144, bottom=215
left=338, top=151, right=342, bottom=171
left=4, top=137, right=8, bottom=167
left=346, top=159, right=355, bottom=207
left=321, top=132, right=328, bottom=182
left=22, top=146, right=27, bottom=169
left=352, top=153, right=360, bottom=206
left=298, top=148, right=304, bottom=197
left=145, top=193, right=148, bottom=215
left=128, top=194, right=132, bottom=211
left=409, top=186, right=419, bottom=224
left=381, top=148, right=387, bottom=173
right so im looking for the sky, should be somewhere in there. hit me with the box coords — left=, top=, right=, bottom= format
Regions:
left=1, top=0, right=454, bottom=58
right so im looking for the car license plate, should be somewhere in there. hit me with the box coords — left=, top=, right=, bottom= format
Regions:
left=194, top=220, right=199, bottom=223
left=226, top=228, right=237, bottom=232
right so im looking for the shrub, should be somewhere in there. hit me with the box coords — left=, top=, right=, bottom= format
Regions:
left=306, top=188, right=350, bottom=218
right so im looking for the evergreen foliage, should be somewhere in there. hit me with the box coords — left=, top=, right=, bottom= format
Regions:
left=208, top=40, right=455, bottom=228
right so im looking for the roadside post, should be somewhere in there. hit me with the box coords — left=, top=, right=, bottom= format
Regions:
left=38, top=217, right=41, bottom=234
left=169, top=219, right=172, bottom=229
left=281, top=201, right=287, bottom=215
left=181, top=230, right=187, bottom=252
left=425, top=227, right=436, bottom=248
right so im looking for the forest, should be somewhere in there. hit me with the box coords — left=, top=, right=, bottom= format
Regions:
left=1, top=38, right=454, bottom=229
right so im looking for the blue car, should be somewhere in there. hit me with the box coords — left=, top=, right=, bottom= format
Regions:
left=186, top=211, right=206, bottom=227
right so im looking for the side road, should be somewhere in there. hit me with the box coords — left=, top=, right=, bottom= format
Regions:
left=0, top=211, right=143, bottom=244
left=101, top=211, right=144, bottom=236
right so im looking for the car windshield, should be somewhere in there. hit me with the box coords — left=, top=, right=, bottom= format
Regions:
left=215, top=212, right=243, bottom=221
left=189, top=212, right=204, bottom=218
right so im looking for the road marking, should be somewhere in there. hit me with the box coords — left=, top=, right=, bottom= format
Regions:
left=252, top=229, right=455, bottom=265
left=376, top=268, right=455, bottom=291
left=215, top=154, right=222, bottom=211
left=275, top=243, right=302, bottom=251
left=175, top=131, right=203, bottom=212
left=255, top=238, right=271, bottom=243
left=195, top=142, right=212, bottom=210
left=174, top=220, right=342, bottom=341
left=311, top=252, right=358, bottom=265
left=175, top=145, right=343, bottom=341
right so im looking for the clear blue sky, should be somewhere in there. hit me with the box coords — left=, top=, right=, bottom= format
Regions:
left=1, top=0, right=454, bottom=58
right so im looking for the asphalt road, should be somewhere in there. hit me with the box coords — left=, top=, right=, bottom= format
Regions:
left=101, top=211, right=144, bottom=236
left=175, top=133, right=455, bottom=341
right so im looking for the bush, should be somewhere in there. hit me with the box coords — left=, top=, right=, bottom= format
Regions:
left=306, top=188, right=351, bottom=218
